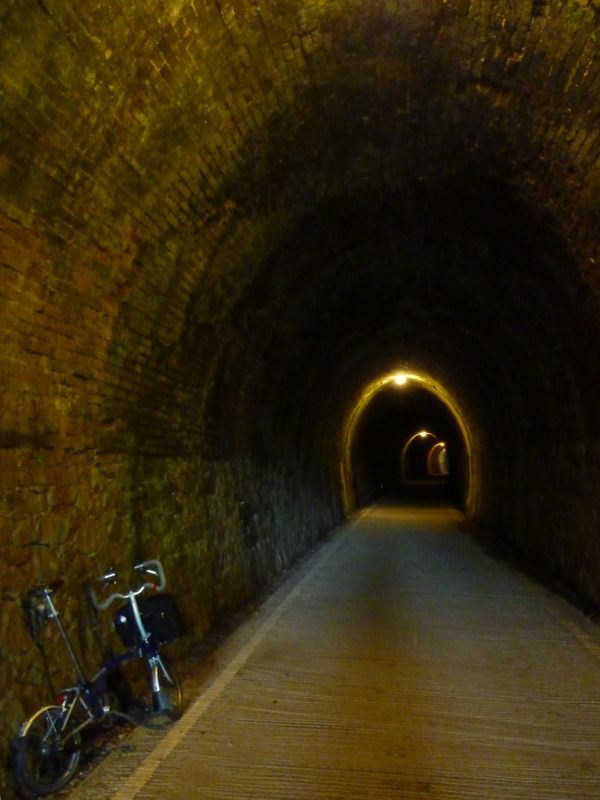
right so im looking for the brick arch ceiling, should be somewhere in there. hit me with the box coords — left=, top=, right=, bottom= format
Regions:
left=1, top=2, right=599, bottom=474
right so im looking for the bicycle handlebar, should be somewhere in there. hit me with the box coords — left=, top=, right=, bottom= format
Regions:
left=87, top=559, right=167, bottom=611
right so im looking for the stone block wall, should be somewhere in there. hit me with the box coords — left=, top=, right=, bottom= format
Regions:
left=483, top=441, right=600, bottom=609
left=0, top=446, right=334, bottom=791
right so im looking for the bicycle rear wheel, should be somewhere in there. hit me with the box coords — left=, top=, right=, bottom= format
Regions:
left=14, top=704, right=82, bottom=796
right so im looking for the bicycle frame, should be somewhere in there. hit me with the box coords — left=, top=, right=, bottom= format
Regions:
left=92, top=633, right=169, bottom=704
left=39, top=588, right=87, bottom=686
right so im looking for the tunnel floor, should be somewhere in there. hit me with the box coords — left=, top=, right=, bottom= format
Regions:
left=63, top=504, right=600, bottom=800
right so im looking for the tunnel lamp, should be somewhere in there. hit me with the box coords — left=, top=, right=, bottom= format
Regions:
left=393, top=373, right=408, bottom=386
left=418, top=431, right=432, bottom=438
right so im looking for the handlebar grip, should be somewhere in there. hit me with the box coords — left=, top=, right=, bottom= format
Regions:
left=133, top=559, right=167, bottom=592
left=87, top=567, right=122, bottom=610
left=100, top=568, right=118, bottom=584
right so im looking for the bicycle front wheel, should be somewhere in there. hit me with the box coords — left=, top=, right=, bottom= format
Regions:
left=141, top=656, right=183, bottom=727
left=14, top=704, right=82, bottom=796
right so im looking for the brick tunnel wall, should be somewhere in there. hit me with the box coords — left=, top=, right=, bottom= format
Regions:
left=1, top=0, right=600, bottom=790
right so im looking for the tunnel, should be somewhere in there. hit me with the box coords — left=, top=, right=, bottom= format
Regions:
left=1, top=0, right=600, bottom=786
left=348, top=377, right=468, bottom=507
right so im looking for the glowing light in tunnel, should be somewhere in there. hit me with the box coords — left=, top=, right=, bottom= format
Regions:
left=418, top=430, right=431, bottom=439
left=388, top=372, right=420, bottom=386
left=340, top=368, right=474, bottom=514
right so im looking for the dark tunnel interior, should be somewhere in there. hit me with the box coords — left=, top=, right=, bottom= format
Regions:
left=351, top=384, right=467, bottom=508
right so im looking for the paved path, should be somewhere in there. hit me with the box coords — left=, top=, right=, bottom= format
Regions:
left=67, top=503, right=600, bottom=799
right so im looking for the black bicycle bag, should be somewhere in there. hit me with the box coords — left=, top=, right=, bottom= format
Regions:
left=113, top=593, right=186, bottom=647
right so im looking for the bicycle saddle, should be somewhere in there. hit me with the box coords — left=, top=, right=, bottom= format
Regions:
left=27, top=577, right=65, bottom=597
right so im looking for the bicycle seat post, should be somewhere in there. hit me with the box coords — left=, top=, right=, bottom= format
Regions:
left=43, top=589, right=87, bottom=684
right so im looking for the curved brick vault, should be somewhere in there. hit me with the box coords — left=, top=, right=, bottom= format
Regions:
left=0, top=0, right=600, bottom=779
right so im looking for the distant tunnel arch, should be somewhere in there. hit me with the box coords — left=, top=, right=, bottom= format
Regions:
left=400, top=430, right=447, bottom=485
left=341, top=370, right=473, bottom=514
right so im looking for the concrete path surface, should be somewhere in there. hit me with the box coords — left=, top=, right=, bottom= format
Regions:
left=65, top=503, right=600, bottom=799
